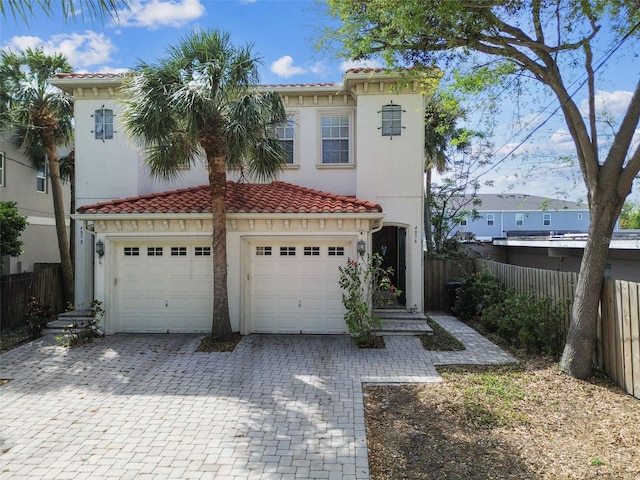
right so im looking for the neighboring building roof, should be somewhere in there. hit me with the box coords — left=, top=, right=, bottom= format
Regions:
left=77, top=181, right=383, bottom=215
left=494, top=231, right=640, bottom=250
left=473, top=193, right=588, bottom=211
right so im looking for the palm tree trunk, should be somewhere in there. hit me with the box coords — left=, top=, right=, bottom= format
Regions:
left=44, top=146, right=74, bottom=304
left=208, top=155, right=232, bottom=340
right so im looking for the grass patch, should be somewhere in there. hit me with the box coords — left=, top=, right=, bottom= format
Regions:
left=439, top=364, right=530, bottom=428
left=419, top=317, right=465, bottom=351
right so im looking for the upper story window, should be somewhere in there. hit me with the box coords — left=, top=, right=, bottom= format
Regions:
left=0, top=152, right=5, bottom=187
left=578, top=213, right=583, bottom=220
left=275, top=115, right=295, bottom=164
left=543, top=213, right=551, bottom=226
left=36, top=166, right=47, bottom=193
left=516, top=213, right=524, bottom=227
left=321, top=114, right=350, bottom=164
left=94, top=107, right=114, bottom=141
left=486, top=213, right=495, bottom=226
left=380, top=102, right=403, bottom=137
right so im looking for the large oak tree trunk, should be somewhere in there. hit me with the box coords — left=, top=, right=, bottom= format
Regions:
left=208, top=155, right=232, bottom=340
left=560, top=195, right=624, bottom=378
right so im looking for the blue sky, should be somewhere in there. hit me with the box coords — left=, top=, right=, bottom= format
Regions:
left=0, top=0, right=361, bottom=84
left=1, top=0, right=639, bottom=203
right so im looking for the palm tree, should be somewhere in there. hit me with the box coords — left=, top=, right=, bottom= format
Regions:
left=1, top=0, right=127, bottom=23
left=423, top=95, right=470, bottom=254
left=121, top=29, right=286, bottom=341
left=0, top=48, right=75, bottom=302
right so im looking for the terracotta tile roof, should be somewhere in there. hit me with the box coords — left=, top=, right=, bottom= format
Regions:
left=53, top=72, right=128, bottom=79
left=77, top=181, right=382, bottom=215
left=345, top=68, right=388, bottom=74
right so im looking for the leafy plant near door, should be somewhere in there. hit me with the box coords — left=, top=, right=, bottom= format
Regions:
left=338, top=253, right=399, bottom=347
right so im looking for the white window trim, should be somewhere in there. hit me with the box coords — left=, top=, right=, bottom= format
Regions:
left=0, top=152, right=5, bottom=187
left=317, top=109, right=354, bottom=166
left=94, top=107, right=114, bottom=141
left=36, top=165, right=47, bottom=193
left=543, top=213, right=551, bottom=226
left=381, top=103, right=403, bottom=137
left=277, top=112, right=299, bottom=167
left=515, top=213, right=524, bottom=227
left=486, top=213, right=495, bottom=226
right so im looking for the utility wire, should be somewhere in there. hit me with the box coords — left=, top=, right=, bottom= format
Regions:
left=474, top=18, right=640, bottom=179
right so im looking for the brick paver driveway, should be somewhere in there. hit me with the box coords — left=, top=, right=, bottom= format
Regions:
left=0, top=314, right=514, bottom=479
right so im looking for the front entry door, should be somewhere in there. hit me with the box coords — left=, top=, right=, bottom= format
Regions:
left=372, top=226, right=407, bottom=306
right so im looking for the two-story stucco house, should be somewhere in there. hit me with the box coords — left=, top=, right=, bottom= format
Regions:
left=0, top=137, right=71, bottom=273
left=50, top=69, right=428, bottom=335
left=452, top=193, right=591, bottom=241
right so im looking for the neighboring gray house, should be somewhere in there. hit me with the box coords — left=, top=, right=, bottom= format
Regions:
left=452, top=193, right=591, bottom=241
left=0, top=137, right=71, bottom=273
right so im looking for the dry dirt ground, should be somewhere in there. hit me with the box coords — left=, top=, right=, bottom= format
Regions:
left=364, top=356, right=640, bottom=480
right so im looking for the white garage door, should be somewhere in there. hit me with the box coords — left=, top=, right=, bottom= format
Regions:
left=115, top=242, right=213, bottom=333
left=249, top=240, right=350, bottom=334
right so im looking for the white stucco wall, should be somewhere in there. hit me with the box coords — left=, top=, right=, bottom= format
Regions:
left=56, top=71, right=429, bottom=314
left=0, top=137, right=71, bottom=273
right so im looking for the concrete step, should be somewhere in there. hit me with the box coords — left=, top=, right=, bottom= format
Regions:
left=375, top=320, right=433, bottom=336
left=43, top=311, right=95, bottom=335
left=373, top=310, right=432, bottom=336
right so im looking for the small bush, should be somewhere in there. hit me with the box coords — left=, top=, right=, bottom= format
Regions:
left=339, top=253, right=398, bottom=347
left=453, top=269, right=505, bottom=321
left=483, top=292, right=566, bottom=357
left=24, top=297, right=54, bottom=339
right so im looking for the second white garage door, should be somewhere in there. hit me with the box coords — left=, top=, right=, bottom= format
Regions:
left=249, top=240, right=351, bottom=334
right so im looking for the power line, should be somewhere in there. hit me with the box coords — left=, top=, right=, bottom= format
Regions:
left=475, top=18, right=640, bottom=179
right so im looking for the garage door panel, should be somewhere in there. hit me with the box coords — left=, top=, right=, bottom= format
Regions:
left=115, top=242, right=213, bottom=333
left=250, top=240, right=348, bottom=334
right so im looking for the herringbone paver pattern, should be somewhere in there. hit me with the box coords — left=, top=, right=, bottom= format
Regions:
left=0, top=313, right=514, bottom=479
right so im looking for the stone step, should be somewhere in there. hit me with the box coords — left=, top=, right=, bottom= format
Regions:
left=375, top=321, right=433, bottom=336
left=373, top=310, right=432, bottom=336
left=374, top=310, right=428, bottom=322
left=43, top=310, right=96, bottom=335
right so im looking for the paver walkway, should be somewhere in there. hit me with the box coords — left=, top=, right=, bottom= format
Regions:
left=0, top=313, right=515, bottom=479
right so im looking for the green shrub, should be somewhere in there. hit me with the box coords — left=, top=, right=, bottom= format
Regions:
left=24, top=297, right=54, bottom=339
left=338, top=253, right=398, bottom=347
left=483, top=292, right=566, bottom=357
left=453, top=269, right=505, bottom=321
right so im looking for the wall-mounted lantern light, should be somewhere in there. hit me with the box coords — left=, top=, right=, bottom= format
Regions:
left=357, top=239, right=366, bottom=256
left=96, top=239, right=105, bottom=258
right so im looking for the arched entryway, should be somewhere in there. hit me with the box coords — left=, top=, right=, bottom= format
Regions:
left=372, top=226, right=407, bottom=306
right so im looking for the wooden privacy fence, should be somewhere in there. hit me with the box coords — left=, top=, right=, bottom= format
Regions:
left=600, top=279, right=640, bottom=400
left=0, top=265, right=65, bottom=331
left=425, top=257, right=640, bottom=399
left=424, top=258, right=476, bottom=311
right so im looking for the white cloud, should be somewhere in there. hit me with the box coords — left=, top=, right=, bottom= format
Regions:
left=548, top=128, right=576, bottom=153
left=339, top=59, right=383, bottom=72
left=580, top=89, right=633, bottom=118
left=5, top=32, right=116, bottom=69
left=270, top=56, right=307, bottom=78
left=115, top=0, right=205, bottom=29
